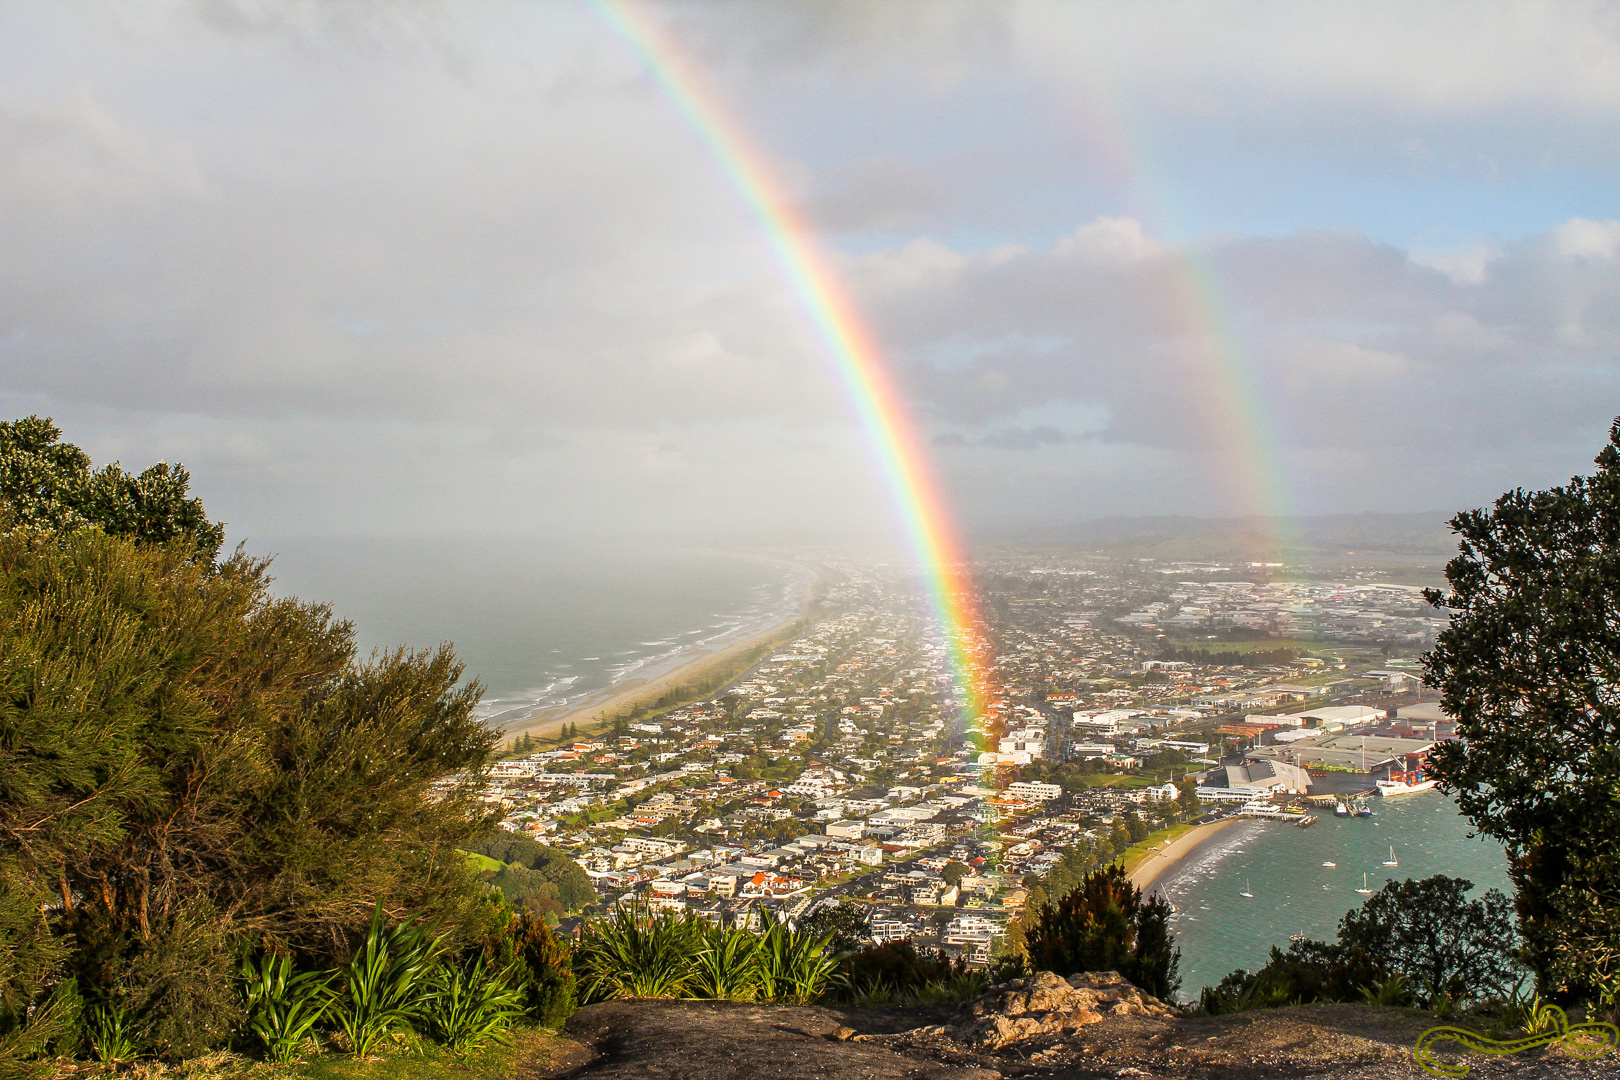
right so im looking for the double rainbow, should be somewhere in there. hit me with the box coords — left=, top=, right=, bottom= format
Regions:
left=592, top=0, right=992, bottom=726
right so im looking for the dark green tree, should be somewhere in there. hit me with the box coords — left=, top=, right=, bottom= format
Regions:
left=941, top=861, right=970, bottom=888
left=799, top=903, right=871, bottom=955
left=1337, top=876, right=1516, bottom=1004
left=1176, top=778, right=1201, bottom=817
left=1125, top=810, right=1150, bottom=844
left=1424, top=422, right=1620, bottom=998
left=0, top=416, right=224, bottom=563
left=1022, top=865, right=1180, bottom=1000
left=0, top=425, right=498, bottom=1066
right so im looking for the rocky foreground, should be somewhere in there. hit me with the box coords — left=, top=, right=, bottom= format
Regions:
left=535, top=973, right=1617, bottom=1080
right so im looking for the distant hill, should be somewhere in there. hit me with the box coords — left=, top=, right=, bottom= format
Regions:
left=991, top=512, right=1458, bottom=562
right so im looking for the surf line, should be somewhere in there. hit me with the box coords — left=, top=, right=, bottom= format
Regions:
left=588, top=0, right=994, bottom=730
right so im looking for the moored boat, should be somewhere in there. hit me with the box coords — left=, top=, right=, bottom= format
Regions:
left=1376, top=770, right=1438, bottom=796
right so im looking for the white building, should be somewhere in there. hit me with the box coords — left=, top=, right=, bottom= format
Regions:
left=1006, top=780, right=1063, bottom=802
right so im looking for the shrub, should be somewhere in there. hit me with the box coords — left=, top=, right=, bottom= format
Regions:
left=1200, top=939, right=1387, bottom=1014
left=834, top=940, right=961, bottom=1000
left=490, top=908, right=576, bottom=1029
left=420, top=956, right=524, bottom=1056
left=688, top=923, right=762, bottom=1001
left=798, top=903, right=872, bottom=956
left=240, top=951, right=334, bottom=1064
left=332, top=905, right=447, bottom=1058
left=1023, top=864, right=1180, bottom=1000
left=1337, top=876, right=1516, bottom=1005
left=574, top=905, right=703, bottom=1002
left=754, top=913, right=837, bottom=1005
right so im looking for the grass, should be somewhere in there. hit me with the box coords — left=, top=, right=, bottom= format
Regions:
left=110, top=1029, right=575, bottom=1080
left=294, top=1027, right=571, bottom=1080
left=458, top=850, right=505, bottom=874
left=1118, top=820, right=1204, bottom=875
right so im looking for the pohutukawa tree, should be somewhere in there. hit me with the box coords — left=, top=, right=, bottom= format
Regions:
left=1424, top=419, right=1620, bottom=1002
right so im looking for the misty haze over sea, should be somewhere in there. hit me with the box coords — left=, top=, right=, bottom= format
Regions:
left=253, top=538, right=809, bottom=726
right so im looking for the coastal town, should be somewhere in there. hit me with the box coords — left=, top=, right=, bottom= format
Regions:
left=476, top=555, right=1452, bottom=963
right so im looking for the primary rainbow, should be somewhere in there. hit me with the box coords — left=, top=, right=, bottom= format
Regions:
left=591, top=0, right=993, bottom=724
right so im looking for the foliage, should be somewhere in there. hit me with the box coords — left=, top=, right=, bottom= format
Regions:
left=1203, top=876, right=1517, bottom=1014
left=1200, top=939, right=1385, bottom=1014
left=832, top=939, right=973, bottom=1003
left=573, top=905, right=702, bottom=1002
left=472, top=834, right=594, bottom=914
left=797, top=902, right=871, bottom=956
left=1337, top=875, right=1517, bottom=1004
left=0, top=416, right=224, bottom=563
left=84, top=1003, right=138, bottom=1064
left=753, top=912, right=837, bottom=1005
left=687, top=923, right=762, bottom=1001
left=1423, top=421, right=1620, bottom=998
left=332, top=906, right=448, bottom=1059
left=1022, top=865, right=1180, bottom=1000
left=0, top=517, right=495, bottom=1065
left=241, top=951, right=335, bottom=1064
left=419, top=957, right=524, bottom=1056
left=486, top=908, right=575, bottom=1029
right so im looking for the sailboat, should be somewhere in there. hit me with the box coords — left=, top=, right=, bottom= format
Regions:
left=1356, top=873, right=1373, bottom=894
left=1240, top=879, right=1254, bottom=898
left=1383, top=846, right=1398, bottom=867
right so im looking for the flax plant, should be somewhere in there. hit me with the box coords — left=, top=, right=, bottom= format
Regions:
left=688, top=923, right=762, bottom=1001
left=240, top=951, right=334, bottom=1064
left=575, top=904, right=704, bottom=1002
left=332, top=904, right=447, bottom=1058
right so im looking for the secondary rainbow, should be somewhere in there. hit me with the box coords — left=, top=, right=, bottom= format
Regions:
left=590, top=0, right=993, bottom=721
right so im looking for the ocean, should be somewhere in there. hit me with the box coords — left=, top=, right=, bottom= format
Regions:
left=249, top=537, right=811, bottom=727
left=1156, top=790, right=1515, bottom=996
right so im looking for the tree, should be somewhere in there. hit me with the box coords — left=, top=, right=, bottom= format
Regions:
left=0, top=416, right=224, bottom=563
left=1125, top=810, right=1150, bottom=844
left=1109, top=817, right=1132, bottom=854
left=941, top=861, right=970, bottom=888
left=1022, top=865, right=1180, bottom=1000
left=799, top=902, right=871, bottom=955
left=1176, top=778, right=1201, bottom=818
left=1424, top=422, right=1620, bottom=999
left=0, top=426, right=497, bottom=1063
left=1337, top=876, right=1516, bottom=1004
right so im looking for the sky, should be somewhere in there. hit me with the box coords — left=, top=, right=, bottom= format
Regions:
left=2, top=0, right=1617, bottom=550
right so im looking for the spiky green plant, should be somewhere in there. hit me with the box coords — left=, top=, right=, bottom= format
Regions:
left=688, top=923, right=762, bottom=1001
left=574, top=904, right=704, bottom=1002
left=85, top=1003, right=138, bottom=1064
left=906, top=970, right=990, bottom=1006
left=755, top=913, right=837, bottom=1004
left=332, top=903, right=447, bottom=1058
left=1360, top=973, right=1414, bottom=1008
left=421, top=956, right=525, bottom=1055
left=240, top=951, right=335, bottom=1064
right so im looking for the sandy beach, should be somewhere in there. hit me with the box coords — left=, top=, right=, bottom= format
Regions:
left=496, top=613, right=806, bottom=748
left=1129, top=818, right=1241, bottom=891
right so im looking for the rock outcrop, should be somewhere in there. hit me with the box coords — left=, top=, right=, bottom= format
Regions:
left=954, top=970, right=1179, bottom=1050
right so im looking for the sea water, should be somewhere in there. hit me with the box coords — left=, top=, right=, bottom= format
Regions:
left=250, top=537, right=810, bottom=726
left=1157, top=790, right=1514, bottom=997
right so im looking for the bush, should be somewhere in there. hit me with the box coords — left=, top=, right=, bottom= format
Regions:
left=474, top=834, right=595, bottom=913
left=1203, top=876, right=1518, bottom=1013
left=1022, top=865, right=1180, bottom=1000
left=240, top=951, right=334, bottom=1064
left=420, top=956, right=524, bottom=1056
left=834, top=940, right=966, bottom=1002
left=331, top=905, right=448, bottom=1058
left=798, top=903, right=871, bottom=956
left=489, top=908, right=576, bottom=1029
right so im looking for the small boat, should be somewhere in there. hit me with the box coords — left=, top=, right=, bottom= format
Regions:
left=1240, top=879, right=1254, bottom=898
left=1356, top=873, right=1374, bottom=894
left=1353, top=798, right=1374, bottom=817
left=1296, top=815, right=1318, bottom=828
left=1323, top=861, right=1337, bottom=867
left=1383, top=846, right=1398, bottom=867
left=1334, top=799, right=1350, bottom=817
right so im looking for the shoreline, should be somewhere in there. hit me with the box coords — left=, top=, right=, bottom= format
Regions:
left=497, top=614, right=805, bottom=747
left=1128, top=818, right=1242, bottom=892
left=494, top=561, right=823, bottom=748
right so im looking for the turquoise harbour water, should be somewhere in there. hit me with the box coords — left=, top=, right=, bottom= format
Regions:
left=1156, top=791, right=1514, bottom=998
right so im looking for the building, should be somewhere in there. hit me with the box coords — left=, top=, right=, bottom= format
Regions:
left=1006, top=780, right=1063, bottom=802
left=1206, top=758, right=1312, bottom=795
